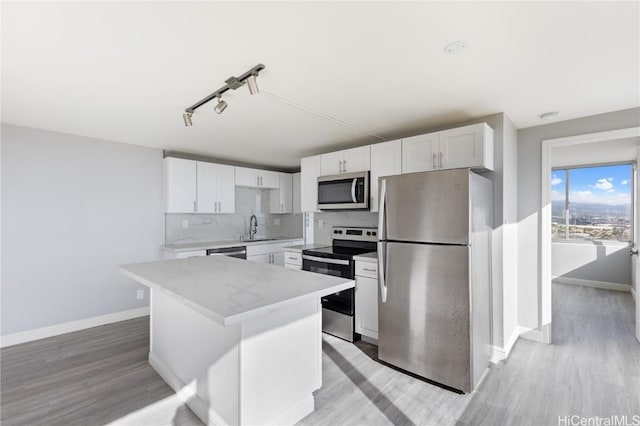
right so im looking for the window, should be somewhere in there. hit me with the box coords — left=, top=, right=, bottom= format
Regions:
left=551, top=163, right=633, bottom=241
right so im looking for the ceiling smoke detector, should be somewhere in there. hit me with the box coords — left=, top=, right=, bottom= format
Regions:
left=443, top=40, right=467, bottom=55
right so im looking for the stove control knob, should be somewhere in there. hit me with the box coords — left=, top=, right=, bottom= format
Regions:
left=372, top=231, right=377, bottom=236
left=366, top=231, right=371, bottom=236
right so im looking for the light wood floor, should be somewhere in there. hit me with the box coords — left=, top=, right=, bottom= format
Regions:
left=2, top=283, right=638, bottom=425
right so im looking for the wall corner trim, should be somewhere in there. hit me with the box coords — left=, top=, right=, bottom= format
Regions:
left=0, top=306, right=150, bottom=348
left=518, top=326, right=546, bottom=343
left=489, top=327, right=520, bottom=364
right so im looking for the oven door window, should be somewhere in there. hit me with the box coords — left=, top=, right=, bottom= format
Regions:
left=303, top=258, right=354, bottom=315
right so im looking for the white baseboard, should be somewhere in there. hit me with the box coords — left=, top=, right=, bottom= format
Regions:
left=519, top=326, right=545, bottom=343
left=274, top=395, right=315, bottom=425
left=0, top=306, right=150, bottom=348
left=149, top=352, right=227, bottom=426
left=490, top=327, right=520, bottom=364
left=553, top=276, right=631, bottom=292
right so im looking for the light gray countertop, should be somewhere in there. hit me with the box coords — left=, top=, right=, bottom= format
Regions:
left=163, top=237, right=304, bottom=253
left=286, top=244, right=331, bottom=253
left=353, top=251, right=378, bottom=262
left=119, top=255, right=354, bottom=326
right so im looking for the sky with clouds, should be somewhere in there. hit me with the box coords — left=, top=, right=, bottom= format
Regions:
left=551, top=164, right=632, bottom=205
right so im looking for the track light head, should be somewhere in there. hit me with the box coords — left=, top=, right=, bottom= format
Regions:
left=214, top=98, right=228, bottom=114
left=246, top=74, right=260, bottom=95
left=183, top=112, right=193, bottom=127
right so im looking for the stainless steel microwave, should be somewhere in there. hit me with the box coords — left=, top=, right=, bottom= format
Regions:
left=317, top=171, right=369, bottom=210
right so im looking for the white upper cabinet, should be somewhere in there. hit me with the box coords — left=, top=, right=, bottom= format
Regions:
left=320, top=151, right=343, bottom=175
left=235, top=167, right=279, bottom=189
left=196, top=161, right=218, bottom=213
left=320, top=146, right=370, bottom=175
left=402, top=123, right=494, bottom=173
left=301, top=155, right=321, bottom=212
left=165, top=157, right=235, bottom=214
left=439, top=123, right=494, bottom=171
left=292, top=172, right=301, bottom=214
left=165, top=157, right=197, bottom=213
left=401, top=132, right=439, bottom=174
left=196, top=162, right=235, bottom=214
left=370, top=140, right=402, bottom=212
left=270, top=173, right=293, bottom=214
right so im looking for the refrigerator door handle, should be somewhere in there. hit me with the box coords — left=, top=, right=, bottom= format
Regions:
left=378, top=178, right=387, bottom=240
left=378, top=241, right=387, bottom=303
left=351, top=178, right=357, bottom=202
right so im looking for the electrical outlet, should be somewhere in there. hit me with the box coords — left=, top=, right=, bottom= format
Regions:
left=137, top=289, right=144, bottom=300
left=182, top=219, right=189, bottom=229
left=274, top=218, right=280, bottom=226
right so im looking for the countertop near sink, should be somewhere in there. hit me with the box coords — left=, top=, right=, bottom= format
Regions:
left=353, top=251, right=378, bottom=262
left=163, top=237, right=304, bottom=253
left=286, top=244, right=331, bottom=253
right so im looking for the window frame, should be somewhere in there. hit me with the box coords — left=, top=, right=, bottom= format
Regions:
left=551, top=161, right=635, bottom=243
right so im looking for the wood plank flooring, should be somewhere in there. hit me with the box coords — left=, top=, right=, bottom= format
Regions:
left=1, top=283, right=638, bottom=425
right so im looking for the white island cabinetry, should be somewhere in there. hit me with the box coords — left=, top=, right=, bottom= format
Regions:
left=119, top=256, right=353, bottom=426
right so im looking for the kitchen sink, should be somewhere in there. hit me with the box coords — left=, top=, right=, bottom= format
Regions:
left=246, top=238, right=276, bottom=242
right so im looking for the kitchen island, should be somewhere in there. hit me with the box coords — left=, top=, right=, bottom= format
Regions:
left=118, top=255, right=354, bottom=426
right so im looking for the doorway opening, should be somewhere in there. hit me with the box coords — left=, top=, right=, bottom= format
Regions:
left=539, top=127, right=640, bottom=343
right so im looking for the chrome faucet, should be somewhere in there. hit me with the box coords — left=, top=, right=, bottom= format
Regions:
left=249, top=215, right=258, bottom=240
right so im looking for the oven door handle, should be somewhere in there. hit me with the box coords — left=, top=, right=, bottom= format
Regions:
left=302, top=255, right=350, bottom=265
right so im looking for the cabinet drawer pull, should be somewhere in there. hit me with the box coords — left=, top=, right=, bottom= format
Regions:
left=362, top=267, right=376, bottom=272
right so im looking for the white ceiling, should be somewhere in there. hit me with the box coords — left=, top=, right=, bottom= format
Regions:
left=2, top=1, right=639, bottom=169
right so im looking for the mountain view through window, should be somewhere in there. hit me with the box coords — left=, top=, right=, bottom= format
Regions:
left=551, top=164, right=633, bottom=241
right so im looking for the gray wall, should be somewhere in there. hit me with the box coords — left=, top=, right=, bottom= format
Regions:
left=1, top=124, right=164, bottom=336
left=165, top=188, right=303, bottom=245
left=552, top=242, right=631, bottom=285
left=517, top=107, right=640, bottom=331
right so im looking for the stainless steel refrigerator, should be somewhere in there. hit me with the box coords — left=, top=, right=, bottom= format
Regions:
left=377, top=168, right=492, bottom=393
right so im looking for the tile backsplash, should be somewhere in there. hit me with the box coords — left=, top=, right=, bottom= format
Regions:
left=313, top=211, right=378, bottom=245
left=165, top=187, right=303, bottom=245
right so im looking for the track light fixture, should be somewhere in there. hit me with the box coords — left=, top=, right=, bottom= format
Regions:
left=214, top=97, right=228, bottom=114
left=246, top=74, right=259, bottom=95
left=182, top=63, right=264, bottom=126
left=182, top=112, right=193, bottom=127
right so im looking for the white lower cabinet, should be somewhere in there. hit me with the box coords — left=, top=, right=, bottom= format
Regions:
left=284, top=250, right=302, bottom=270
left=355, top=260, right=378, bottom=340
left=246, top=241, right=303, bottom=266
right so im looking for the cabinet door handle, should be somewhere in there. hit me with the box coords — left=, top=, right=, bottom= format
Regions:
left=260, top=176, right=263, bottom=186
left=217, top=201, right=221, bottom=212
left=432, top=153, right=437, bottom=169
left=193, top=200, right=198, bottom=212
left=343, top=159, right=347, bottom=172
left=439, top=152, right=443, bottom=169
left=257, top=176, right=260, bottom=186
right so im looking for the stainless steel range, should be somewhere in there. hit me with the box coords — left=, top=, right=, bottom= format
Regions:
left=302, top=227, right=377, bottom=342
